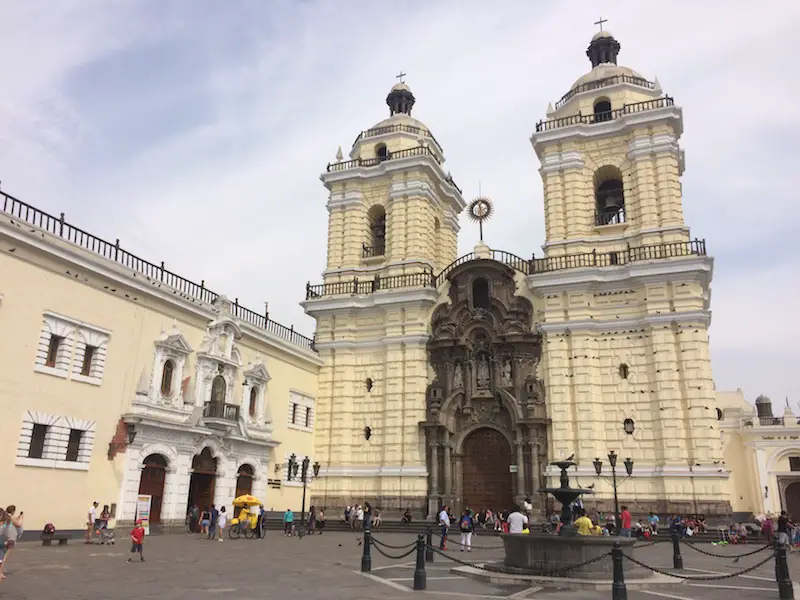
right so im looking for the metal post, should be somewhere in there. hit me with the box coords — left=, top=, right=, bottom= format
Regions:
left=425, top=527, right=434, bottom=563
left=612, top=542, right=627, bottom=600
left=413, top=534, right=427, bottom=591
left=611, top=464, right=620, bottom=533
left=671, top=528, right=684, bottom=570
left=299, top=474, right=307, bottom=539
left=361, top=529, right=372, bottom=572
left=776, top=541, right=794, bottom=599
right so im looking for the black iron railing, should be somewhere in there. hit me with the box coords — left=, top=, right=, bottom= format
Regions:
left=554, top=74, right=656, bottom=110
left=0, top=191, right=315, bottom=352
left=327, top=145, right=441, bottom=172
left=362, top=243, right=385, bottom=258
left=306, top=240, right=707, bottom=299
left=596, top=207, right=626, bottom=226
left=352, top=124, right=442, bottom=152
left=745, top=417, right=800, bottom=427
left=535, top=97, right=674, bottom=133
left=203, top=402, right=240, bottom=421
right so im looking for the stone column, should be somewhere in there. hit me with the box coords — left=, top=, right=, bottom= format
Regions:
left=429, top=440, right=439, bottom=496
left=515, top=440, right=525, bottom=502
left=443, top=440, right=452, bottom=501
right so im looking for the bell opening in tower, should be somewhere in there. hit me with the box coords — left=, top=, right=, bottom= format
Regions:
left=593, top=97, right=612, bottom=122
left=365, top=204, right=386, bottom=257
left=594, top=167, right=625, bottom=226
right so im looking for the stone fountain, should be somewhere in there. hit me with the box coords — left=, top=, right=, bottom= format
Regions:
left=539, top=459, right=594, bottom=537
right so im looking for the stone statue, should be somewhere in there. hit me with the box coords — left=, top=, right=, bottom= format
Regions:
left=476, top=356, right=490, bottom=390
left=453, top=363, right=464, bottom=389
left=501, top=360, right=512, bottom=387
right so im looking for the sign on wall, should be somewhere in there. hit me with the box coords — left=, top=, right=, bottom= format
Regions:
left=135, top=495, right=152, bottom=535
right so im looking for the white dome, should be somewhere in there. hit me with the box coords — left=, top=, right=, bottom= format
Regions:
left=570, top=63, right=645, bottom=91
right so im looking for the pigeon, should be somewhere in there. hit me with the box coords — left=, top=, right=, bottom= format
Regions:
left=565, top=454, right=575, bottom=462
left=587, top=483, right=595, bottom=489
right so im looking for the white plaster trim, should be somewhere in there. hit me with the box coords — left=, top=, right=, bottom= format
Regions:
left=72, top=373, right=102, bottom=386
left=539, top=150, right=585, bottom=174
left=0, top=221, right=320, bottom=365
left=531, top=106, right=684, bottom=153
left=323, top=257, right=436, bottom=277
left=319, top=465, right=428, bottom=477
left=33, top=364, right=68, bottom=379
left=327, top=189, right=365, bottom=212
left=320, top=155, right=465, bottom=212
left=627, top=133, right=680, bottom=161
left=545, top=465, right=728, bottom=479
left=538, top=309, right=711, bottom=333
left=43, top=310, right=112, bottom=335
left=313, top=334, right=430, bottom=350
left=287, top=423, right=314, bottom=433
left=14, top=456, right=90, bottom=471
left=542, top=225, right=691, bottom=249
left=303, top=287, right=439, bottom=314
left=442, top=208, right=460, bottom=233
left=527, top=255, right=713, bottom=293
left=388, top=178, right=439, bottom=207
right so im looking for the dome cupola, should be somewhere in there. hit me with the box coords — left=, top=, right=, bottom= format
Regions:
left=586, top=29, right=621, bottom=67
left=386, top=81, right=415, bottom=116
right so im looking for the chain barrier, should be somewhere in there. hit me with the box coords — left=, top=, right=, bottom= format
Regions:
left=370, top=536, right=417, bottom=550
left=681, top=540, right=773, bottom=560
left=427, top=544, right=611, bottom=576
left=370, top=542, right=418, bottom=561
left=432, top=531, right=504, bottom=550
left=622, top=551, right=774, bottom=580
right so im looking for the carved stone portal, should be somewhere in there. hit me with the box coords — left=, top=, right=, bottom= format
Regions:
left=423, top=259, right=549, bottom=516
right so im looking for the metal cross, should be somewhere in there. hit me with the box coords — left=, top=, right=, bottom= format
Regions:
left=395, top=71, right=407, bottom=83
left=594, top=17, right=608, bottom=31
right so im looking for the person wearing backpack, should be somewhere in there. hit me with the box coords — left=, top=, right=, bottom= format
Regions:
left=458, top=508, right=474, bottom=552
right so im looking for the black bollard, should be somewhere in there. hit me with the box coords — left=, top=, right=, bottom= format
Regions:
left=775, top=541, right=795, bottom=599
left=361, top=529, right=372, bottom=572
left=413, top=534, right=427, bottom=591
left=425, top=527, right=434, bottom=563
left=612, top=542, right=627, bottom=600
left=671, top=529, right=684, bottom=570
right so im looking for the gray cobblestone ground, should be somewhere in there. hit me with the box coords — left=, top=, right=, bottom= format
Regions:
left=1, top=530, right=798, bottom=600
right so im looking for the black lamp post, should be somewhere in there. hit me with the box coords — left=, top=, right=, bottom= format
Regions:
left=287, top=454, right=321, bottom=539
left=593, top=451, right=634, bottom=533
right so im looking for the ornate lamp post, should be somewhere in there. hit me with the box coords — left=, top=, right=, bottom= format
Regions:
left=287, top=453, right=321, bottom=539
left=593, top=451, right=634, bottom=533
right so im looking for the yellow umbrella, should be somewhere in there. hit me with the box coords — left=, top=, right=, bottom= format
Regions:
left=232, top=494, right=262, bottom=507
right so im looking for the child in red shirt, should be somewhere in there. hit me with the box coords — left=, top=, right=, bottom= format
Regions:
left=126, top=520, right=145, bottom=563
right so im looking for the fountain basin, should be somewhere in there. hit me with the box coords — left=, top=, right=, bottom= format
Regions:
left=494, top=533, right=639, bottom=579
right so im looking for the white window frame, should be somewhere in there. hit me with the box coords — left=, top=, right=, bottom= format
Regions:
left=34, top=313, right=76, bottom=379
left=16, top=411, right=96, bottom=471
left=34, top=312, right=111, bottom=384
left=287, top=390, right=315, bottom=433
left=71, top=324, right=110, bottom=386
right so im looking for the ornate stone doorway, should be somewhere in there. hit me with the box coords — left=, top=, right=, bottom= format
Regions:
left=423, top=258, right=550, bottom=516
left=138, top=454, right=167, bottom=524
left=784, top=480, right=800, bottom=519
left=461, top=428, right=513, bottom=511
left=188, top=448, right=217, bottom=515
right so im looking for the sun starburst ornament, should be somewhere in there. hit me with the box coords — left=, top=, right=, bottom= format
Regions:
left=467, top=196, right=494, bottom=241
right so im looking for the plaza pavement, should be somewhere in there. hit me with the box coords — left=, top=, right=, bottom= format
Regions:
left=1, top=529, right=798, bottom=600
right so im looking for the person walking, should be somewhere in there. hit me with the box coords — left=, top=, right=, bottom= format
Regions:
left=317, top=508, right=325, bottom=534
left=307, top=506, right=317, bottom=535
left=216, top=507, right=227, bottom=542
left=208, top=504, right=219, bottom=540
left=619, top=506, right=632, bottom=538
left=458, top=509, right=474, bottom=552
left=283, top=508, right=294, bottom=537
left=438, top=505, right=450, bottom=550
left=126, top=519, right=146, bottom=563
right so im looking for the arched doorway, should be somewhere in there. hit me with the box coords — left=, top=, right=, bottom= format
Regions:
left=188, top=448, right=218, bottom=521
left=461, top=428, right=513, bottom=512
left=785, top=482, right=800, bottom=520
left=138, top=454, right=167, bottom=524
left=235, top=464, right=255, bottom=518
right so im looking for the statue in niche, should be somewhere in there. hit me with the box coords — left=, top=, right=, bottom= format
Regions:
left=501, top=360, right=512, bottom=387
left=476, top=356, right=490, bottom=390
left=453, top=364, right=464, bottom=389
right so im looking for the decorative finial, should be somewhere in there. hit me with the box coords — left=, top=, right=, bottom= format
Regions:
left=396, top=71, right=407, bottom=84
left=335, top=146, right=343, bottom=161
left=467, top=195, right=494, bottom=242
left=653, top=76, right=662, bottom=93
left=594, top=17, right=608, bottom=32
left=546, top=101, right=554, bottom=115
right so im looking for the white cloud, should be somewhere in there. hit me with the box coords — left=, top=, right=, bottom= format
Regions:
left=0, top=0, right=797, bottom=403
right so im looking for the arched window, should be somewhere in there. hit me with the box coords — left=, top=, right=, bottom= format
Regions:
left=375, top=143, right=388, bottom=160
left=594, top=166, right=625, bottom=226
left=211, top=375, right=226, bottom=404
left=249, top=387, right=258, bottom=417
left=366, top=205, right=386, bottom=256
left=160, top=360, right=174, bottom=396
left=472, top=277, right=491, bottom=310
left=593, top=97, right=612, bottom=122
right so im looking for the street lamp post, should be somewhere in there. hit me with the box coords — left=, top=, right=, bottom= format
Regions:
left=287, top=454, right=321, bottom=539
left=592, top=451, right=634, bottom=533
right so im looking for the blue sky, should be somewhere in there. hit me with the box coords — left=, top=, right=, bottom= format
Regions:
left=1, top=0, right=798, bottom=405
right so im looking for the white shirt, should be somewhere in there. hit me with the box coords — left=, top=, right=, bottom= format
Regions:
left=217, top=512, right=227, bottom=529
left=523, top=501, right=533, bottom=512
left=89, top=505, right=97, bottom=523
left=506, top=511, right=528, bottom=534
left=357, top=508, right=364, bottom=520
left=439, top=510, right=449, bottom=526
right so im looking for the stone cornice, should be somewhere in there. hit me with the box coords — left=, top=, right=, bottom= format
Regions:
left=326, top=189, right=365, bottom=212
left=0, top=220, right=321, bottom=367
left=531, top=105, right=684, bottom=156
left=538, top=309, right=712, bottom=334
left=527, top=255, right=713, bottom=294
left=546, top=464, right=728, bottom=479
left=542, top=225, right=691, bottom=249
left=313, top=334, right=430, bottom=350
left=301, top=286, right=440, bottom=314
left=318, top=465, right=427, bottom=477
left=539, top=149, right=585, bottom=174
left=319, top=155, right=465, bottom=213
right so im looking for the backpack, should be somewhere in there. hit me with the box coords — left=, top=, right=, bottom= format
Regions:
left=459, top=516, right=471, bottom=532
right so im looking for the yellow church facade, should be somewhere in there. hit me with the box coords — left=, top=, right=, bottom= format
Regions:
left=0, top=193, right=321, bottom=532
left=305, top=30, right=730, bottom=517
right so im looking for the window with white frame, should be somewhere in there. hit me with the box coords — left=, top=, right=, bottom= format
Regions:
left=71, top=325, right=110, bottom=385
left=16, top=411, right=96, bottom=471
left=287, top=391, right=314, bottom=432
left=34, top=313, right=76, bottom=378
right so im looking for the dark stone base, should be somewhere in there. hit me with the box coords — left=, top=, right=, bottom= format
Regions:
left=499, top=533, right=643, bottom=579
left=560, top=498, right=733, bottom=521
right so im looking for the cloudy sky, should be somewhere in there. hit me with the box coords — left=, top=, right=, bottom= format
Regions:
left=1, top=1, right=797, bottom=405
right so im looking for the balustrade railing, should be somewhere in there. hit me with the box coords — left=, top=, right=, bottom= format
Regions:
left=203, top=402, right=240, bottom=421
left=596, top=207, right=626, bottom=226
left=362, top=243, right=385, bottom=258
left=0, top=190, right=315, bottom=351
left=554, top=74, right=656, bottom=110
left=327, top=145, right=441, bottom=172
left=535, top=97, right=674, bottom=133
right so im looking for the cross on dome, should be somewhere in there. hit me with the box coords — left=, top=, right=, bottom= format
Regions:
left=395, top=71, right=407, bottom=84
left=594, top=17, right=608, bottom=32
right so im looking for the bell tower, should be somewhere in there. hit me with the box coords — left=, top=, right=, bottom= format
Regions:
left=304, top=80, right=465, bottom=511
left=528, top=29, right=730, bottom=516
